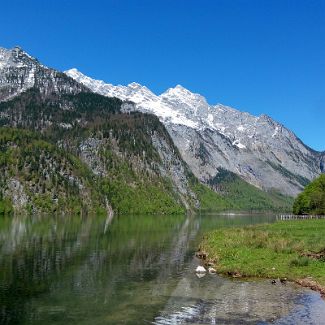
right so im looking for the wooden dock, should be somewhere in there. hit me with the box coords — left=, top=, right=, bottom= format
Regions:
left=276, top=214, right=325, bottom=221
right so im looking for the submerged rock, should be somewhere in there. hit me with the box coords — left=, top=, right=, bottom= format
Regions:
left=196, top=272, right=206, bottom=279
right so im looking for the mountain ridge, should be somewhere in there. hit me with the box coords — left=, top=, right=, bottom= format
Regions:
left=0, top=47, right=89, bottom=103
left=65, top=68, right=324, bottom=196
left=0, top=46, right=320, bottom=215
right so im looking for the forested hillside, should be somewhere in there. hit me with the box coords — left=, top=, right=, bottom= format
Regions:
left=0, top=88, right=295, bottom=215
left=0, top=90, right=199, bottom=215
left=205, top=168, right=293, bottom=212
left=293, top=174, right=325, bottom=215
left=0, top=128, right=106, bottom=215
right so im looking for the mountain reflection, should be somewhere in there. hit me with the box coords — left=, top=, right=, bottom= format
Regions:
left=0, top=214, right=188, bottom=324
left=1, top=213, right=324, bottom=324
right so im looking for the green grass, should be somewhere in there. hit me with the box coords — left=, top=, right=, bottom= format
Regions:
left=200, top=219, right=325, bottom=285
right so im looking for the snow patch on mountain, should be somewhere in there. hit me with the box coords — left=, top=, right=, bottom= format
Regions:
left=63, top=68, right=307, bottom=155
left=0, top=47, right=88, bottom=102
left=65, top=68, right=323, bottom=196
left=65, top=68, right=269, bottom=146
left=65, top=68, right=199, bottom=129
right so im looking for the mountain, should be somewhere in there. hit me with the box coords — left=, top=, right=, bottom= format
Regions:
left=0, top=47, right=209, bottom=215
left=0, top=46, right=295, bottom=215
left=66, top=68, right=324, bottom=196
left=0, top=46, right=88, bottom=102
left=0, top=90, right=201, bottom=215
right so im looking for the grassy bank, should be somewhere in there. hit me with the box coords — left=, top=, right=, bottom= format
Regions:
left=200, top=219, right=325, bottom=292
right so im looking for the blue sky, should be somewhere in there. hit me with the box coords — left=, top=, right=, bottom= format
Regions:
left=1, top=0, right=324, bottom=150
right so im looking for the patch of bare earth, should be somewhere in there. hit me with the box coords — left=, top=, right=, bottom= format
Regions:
left=296, top=278, right=325, bottom=298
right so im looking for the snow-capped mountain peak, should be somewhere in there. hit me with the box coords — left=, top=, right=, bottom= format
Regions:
left=64, top=68, right=84, bottom=80
left=0, top=46, right=40, bottom=70
left=0, top=47, right=87, bottom=102
left=65, top=67, right=324, bottom=196
left=127, top=82, right=142, bottom=89
left=63, top=68, right=301, bottom=144
left=65, top=68, right=201, bottom=129
left=159, top=85, right=212, bottom=128
left=161, top=84, right=209, bottom=107
left=64, top=68, right=274, bottom=136
left=162, top=84, right=190, bottom=95
left=65, top=68, right=109, bottom=89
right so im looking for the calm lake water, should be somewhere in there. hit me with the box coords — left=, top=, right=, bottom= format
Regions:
left=0, top=213, right=324, bottom=324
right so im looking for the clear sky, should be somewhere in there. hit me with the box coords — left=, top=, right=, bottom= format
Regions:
left=1, top=0, right=324, bottom=151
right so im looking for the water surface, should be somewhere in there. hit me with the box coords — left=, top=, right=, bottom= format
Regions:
left=0, top=213, right=324, bottom=324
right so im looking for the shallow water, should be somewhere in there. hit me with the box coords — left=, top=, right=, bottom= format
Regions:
left=0, top=213, right=324, bottom=324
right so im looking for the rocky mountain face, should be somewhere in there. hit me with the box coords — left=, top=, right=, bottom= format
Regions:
left=0, top=47, right=88, bottom=102
left=66, top=69, right=324, bottom=196
left=0, top=47, right=202, bottom=215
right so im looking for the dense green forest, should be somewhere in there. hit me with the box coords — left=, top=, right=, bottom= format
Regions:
left=293, top=174, right=325, bottom=215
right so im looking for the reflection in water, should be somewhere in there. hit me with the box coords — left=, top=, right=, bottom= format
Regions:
left=0, top=213, right=324, bottom=324
left=154, top=263, right=315, bottom=324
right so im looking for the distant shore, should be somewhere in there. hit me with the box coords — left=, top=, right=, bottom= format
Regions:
left=199, top=219, right=325, bottom=297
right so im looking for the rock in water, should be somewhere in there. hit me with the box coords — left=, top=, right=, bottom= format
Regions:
left=195, top=265, right=206, bottom=273
left=208, top=267, right=217, bottom=274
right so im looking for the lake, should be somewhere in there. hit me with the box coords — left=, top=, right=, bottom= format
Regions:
left=0, top=213, right=324, bottom=324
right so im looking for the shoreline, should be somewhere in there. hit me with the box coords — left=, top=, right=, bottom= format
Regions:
left=198, top=219, right=325, bottom=298
left=202, top=257, right=325, bottom=298
left=196, top=252, right=325, bottom=298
